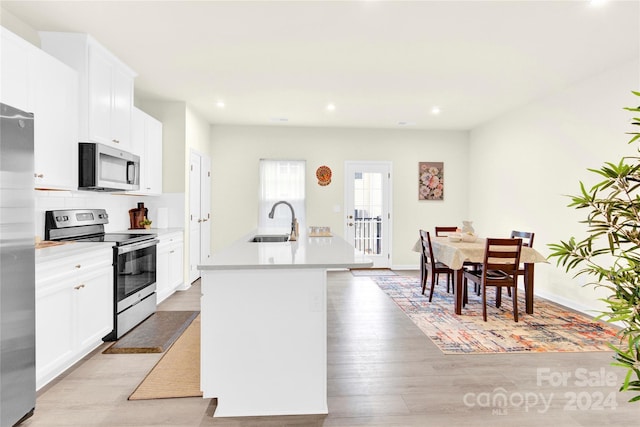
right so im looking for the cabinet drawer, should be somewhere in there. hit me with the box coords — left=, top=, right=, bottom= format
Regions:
left=37, top=247, right=112, bottom=289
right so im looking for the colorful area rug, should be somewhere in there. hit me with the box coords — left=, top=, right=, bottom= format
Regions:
left=104, top=311, right=199, bottom=354
left=371, top=276, right=620, bottom=354
left=351, top=268, right=397, bottom=277
left=129, top=314, right=202, bottom=400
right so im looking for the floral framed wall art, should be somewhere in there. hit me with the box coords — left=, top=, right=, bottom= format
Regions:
left=418, top=162, right=444, bottom=200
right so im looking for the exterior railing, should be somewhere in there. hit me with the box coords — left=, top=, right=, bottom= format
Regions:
left=353, top=216, right=382, bottom=255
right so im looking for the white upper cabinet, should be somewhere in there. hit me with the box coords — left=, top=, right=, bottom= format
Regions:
left=39, top=32, right=136, bottom=151
left=32, top=51, right=78, bottom=190
left=131, top=107, right=163, bottom=195
left=0, top=27, right=35, bottom=112
left=1, top=27, right=78, bottom=190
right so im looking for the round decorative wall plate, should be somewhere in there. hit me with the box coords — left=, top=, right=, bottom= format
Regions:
left=316, top=165, right=332, bottom=186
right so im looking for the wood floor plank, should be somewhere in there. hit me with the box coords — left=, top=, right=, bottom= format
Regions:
left=23, top=271, right=640, bottom=427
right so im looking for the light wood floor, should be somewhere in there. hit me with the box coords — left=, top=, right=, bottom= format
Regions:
left=23, top=271, right=639, bottom=426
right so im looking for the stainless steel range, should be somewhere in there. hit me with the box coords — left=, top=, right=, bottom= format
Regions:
left=45, top=208, right=158, bottom=340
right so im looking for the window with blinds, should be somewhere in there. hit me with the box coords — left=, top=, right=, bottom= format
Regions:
left=258, top=159, right=306, bottom=231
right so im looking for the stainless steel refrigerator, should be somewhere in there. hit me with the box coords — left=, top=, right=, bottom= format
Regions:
left=0, top=103, right=36, bottom=425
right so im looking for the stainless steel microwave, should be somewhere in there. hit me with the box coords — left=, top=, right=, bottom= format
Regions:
left=78, top=142, right=140, bottom=191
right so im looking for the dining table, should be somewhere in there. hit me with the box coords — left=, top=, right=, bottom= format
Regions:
left=414, top=236, right=548, bottom=315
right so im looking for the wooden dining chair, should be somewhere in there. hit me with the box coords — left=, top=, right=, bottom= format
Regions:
left=510, top=230, right=534, bottom=280
left=434, top=226, right=458, bottom=237
left=463, top=238, right=523, bottom=322
left=485, top=230, right=535, bottom=298
left=419, top=230, right=453, bottom=301
left=435, top=226, right=483, bottom=294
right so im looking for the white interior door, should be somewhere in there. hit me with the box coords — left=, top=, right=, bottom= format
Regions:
left=189, top=150, right=212, bottom=283
left=344, top=161, right=392, bottom=268
left=189, top=151, right=201, bottom=282
left=200, top=155, right=212, bottom=264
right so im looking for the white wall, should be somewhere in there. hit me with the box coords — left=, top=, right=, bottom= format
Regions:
left=186, top=105, right=212, bottom=158
left=469, top=58, right=640, bottom=314
left=209, top=125, right=469, bottom=267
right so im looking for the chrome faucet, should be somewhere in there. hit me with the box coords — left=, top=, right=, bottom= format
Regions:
left=268, top=201, right=298, bottom=241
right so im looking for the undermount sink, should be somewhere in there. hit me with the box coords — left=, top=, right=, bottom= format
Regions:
left=250, top=234, right=290, bottom=243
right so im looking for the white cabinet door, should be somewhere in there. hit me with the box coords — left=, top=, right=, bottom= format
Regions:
left=32, top=50, right=78, bottom=190
left=35, top=282, right=75, bottom=389
left=88, top=46, right=114, bottom=146
left=76, top=265, right=113, bottom=352
left=35, top=246, right=113, bottom=390
left=169, top=239, right=184, bottom=289
left=0, top=27, right=34, bottom=112
left=111, top=66, right=133, bottom=148
left=156, top=240, right=171, bottom=303
left=130, top=107, right=162, bottom=195
left=156, top=232, right=183, bottom=302
left=40, top=32, right=136, bottom=150
left=145, top=115, right=163, bottom=194
left=130, top=106, right=145, bottom=156
left=1, top=28, right=79, bottom=190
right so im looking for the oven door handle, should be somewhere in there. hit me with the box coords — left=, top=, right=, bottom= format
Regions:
left=116, top=239, right=159, bottom=255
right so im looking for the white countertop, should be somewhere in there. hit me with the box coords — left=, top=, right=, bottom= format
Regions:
left=198, top=230, right=373, bottom=270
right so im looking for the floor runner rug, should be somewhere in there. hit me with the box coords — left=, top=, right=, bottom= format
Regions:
left=351, top=268, right=397, bottom=277
left=104, top=311, right=199, bottom=354
left=371, top=276, right=620, bottom=354
left=129, top=314, right=202, bottom=400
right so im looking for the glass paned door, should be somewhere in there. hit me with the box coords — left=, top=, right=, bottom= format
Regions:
left=345, top=161, right=391, bottom=268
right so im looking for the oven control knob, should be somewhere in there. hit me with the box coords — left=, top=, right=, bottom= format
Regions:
left=55, top=216, right=63, bottom=221
left=63, top=216, right=69, bottom=221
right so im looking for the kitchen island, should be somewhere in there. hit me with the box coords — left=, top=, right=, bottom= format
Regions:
left=197, top=231, right=372, bottom=417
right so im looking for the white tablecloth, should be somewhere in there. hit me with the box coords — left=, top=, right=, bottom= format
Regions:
left=413, top=236, right=548, bottom=270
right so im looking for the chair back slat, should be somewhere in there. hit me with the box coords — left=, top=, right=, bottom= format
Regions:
left=419, top=229, right=437, bottom=265
left=435, top=226, right=458, bottom=237
left=484, top=238, right=522, bottom=276
left=464, top=237, right=523, bottom=322
left=510, top=230, right=534, bottom=248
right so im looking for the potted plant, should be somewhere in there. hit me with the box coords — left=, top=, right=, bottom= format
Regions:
left=548, top=91, right=640, bottom=402
left=140, top=218, right=152, bottom=230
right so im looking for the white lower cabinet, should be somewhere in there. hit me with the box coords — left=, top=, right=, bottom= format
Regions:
left=35, top=246, right=113, bottom=390
left=156, top=232, right=184, bottom=303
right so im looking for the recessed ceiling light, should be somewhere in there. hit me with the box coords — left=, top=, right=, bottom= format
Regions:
left=326, top=103, right=336, bottom=111
left=216, top=101, right=225, bottom=108
left=589, top=0, right=607, bottom=7
left=431, top=106, right=441, bottom=115
left=270, top=117, right=289, bottom=122
left=398, top=121, right=416, bottom=126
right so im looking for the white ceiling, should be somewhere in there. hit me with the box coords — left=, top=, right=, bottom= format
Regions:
left=2, top=0, right=639, bottom=130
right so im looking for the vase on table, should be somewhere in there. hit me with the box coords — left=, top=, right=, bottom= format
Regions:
left=462, top=221, right=474, bottom=234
